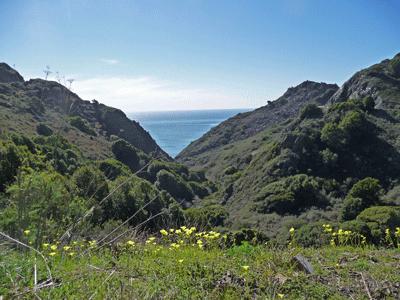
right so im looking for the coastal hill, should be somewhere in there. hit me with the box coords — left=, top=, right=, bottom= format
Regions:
left=0, top=63, right=170, bottom=160
left=176, top=53, right=400, bottom=238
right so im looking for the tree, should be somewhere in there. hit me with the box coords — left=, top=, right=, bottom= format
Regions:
left=363, top=95, right=375, bottom=111
left=155, top=169, right=194, bottom=200
left=388, top=57, right=400, bottom=78
left=348, top=177, right=382, bottom=207
left=299, top=103, right=323, bottom=120
left=111, top=139, right=140, bottom=173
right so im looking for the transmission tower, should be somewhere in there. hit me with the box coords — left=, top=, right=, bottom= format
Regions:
left=43, top=65, right=52, bottom=80
left=67, top=79, right=75, bottom=90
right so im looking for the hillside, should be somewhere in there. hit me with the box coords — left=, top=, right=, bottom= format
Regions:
left=0, top=63, right=170, bottom=160
left=176, top=53, right=400, bottom=240
left=176, top=81, right=338, bottom=170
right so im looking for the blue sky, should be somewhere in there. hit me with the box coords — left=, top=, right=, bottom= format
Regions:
left=1, top=0, right=399, bottom=112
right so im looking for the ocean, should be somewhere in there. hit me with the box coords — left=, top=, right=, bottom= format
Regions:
left=127, top=109, right=253, bottom=158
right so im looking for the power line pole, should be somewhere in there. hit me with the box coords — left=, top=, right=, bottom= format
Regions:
left=43, top=66, right=52, bottom=80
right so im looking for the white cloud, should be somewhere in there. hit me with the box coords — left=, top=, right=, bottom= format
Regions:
left=101, top=59, right=119, bottom=65
left=72, top=76, right=252, bottom=112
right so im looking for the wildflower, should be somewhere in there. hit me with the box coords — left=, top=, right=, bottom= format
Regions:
left=289, top=228, right=295, bottom=233
left=64, top=246, right=71, bottom=251
left=89, top=241, right=96, bottom=246
left=242, top=266, right=249, bottom=271
left=43, top=243, right=49, bottom=248
left=338, top=229, right=343, bottom=235
left=386, top=228, right=390, bottom=235
left=190, top=227, right=196, bottom=231
left=49, top=252, right=56, bottom=257
left=170, top=229, right=174, bottom=233
left=160, top=230, right=168, bottom=236
left=336, top=263, right=340, bottom=268
left=24, top=230, right=30, bottom=235
left=29, top=242, right=32, bottom=245
left=146, top=240, right=151, bottom=244
left=43, top=235, right=47, bottom=238
left=278, top=294, right=284, bottom=299
left=50, top=245, right=57, bottom=251
left=73, top=241, right=77, bottom=245
left=198, top=244, right=203, bottom=250
left=149, top=237, right=155, bottom=242
left=223, top=235, right=227, bottom=240
left=69, top=252, right=74, bottom=257
left=175, top=229, right=182, bottom=234
left=178, top=259, right=184, bottom=264
left=180, top=226, right=187, bottom=231
left=127, top=240, right=134, bottom=246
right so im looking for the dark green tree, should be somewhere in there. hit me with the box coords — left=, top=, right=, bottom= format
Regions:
left=299, top=103, right=323, bottom=119
left=111, top=139, right=140, bottom=173
left=363, top=95, right=375, bottom=111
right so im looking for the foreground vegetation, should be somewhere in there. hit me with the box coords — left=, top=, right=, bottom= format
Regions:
left=2, top=225, right=400, bottom=299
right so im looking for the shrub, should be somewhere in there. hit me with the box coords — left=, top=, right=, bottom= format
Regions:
left=183, top=209, right=211, bottom=231
left=188, top=181, right=209, bottom=198
left=348, top=177, right=382, bottom=208
left=357, top=206, right=400, bottom=243
left=68, top=116, right=96, bottom=136
left=36, top=123, right=53, bottom=136
left=200, top=205, right=229, bottom=226
left=111, top=139, right=140, bottom=173
left=388, top=57, right=400, bottom=78
left=299, top=103, right=323, bottom=119
left=320, top=123, right=345, bottom=148
left=222, top=166, right=237, bottom=176
left=155, top=169, right=194, bottom=200
left=338, top=197, right=364, bottom=221
left=97, top=158, right=131, bottom=180
left=295, top=222, right=331, bottom=247
left=363, top=95, right=375, bottom=111
left=340, top=220, right=372, bottom=241
left=0, top=141, right=22, bottom=192
left=231, top=228, right=269, bottom=246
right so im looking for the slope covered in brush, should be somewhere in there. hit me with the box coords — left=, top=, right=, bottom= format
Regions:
left=176, top=80, right=338, bottom=165
left=0, top=63, right=169, bottom=160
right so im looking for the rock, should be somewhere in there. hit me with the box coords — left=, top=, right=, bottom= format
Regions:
left=291, top=254, right=314, bottom=274
left=0, top=63, right=24, bottom=83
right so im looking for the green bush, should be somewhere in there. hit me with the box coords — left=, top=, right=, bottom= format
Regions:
left=340, top=220, right=372, bottom=241
left=363, top=95, right=375, bottom=111
left=357, top=206, right=400, bottom=243
left=36, top=123, right=53, bottom=136
left=295, top=222, right=332, bottom=247
left=155, top=169, right=194, bottom=200
left=338, top=197, right=364, bottom=221
left=111, top=139, right=140, bottom=173
left=348, top=177, right=382, bottom=208
left=0, top=141, right=22, bottom=192
left=222, top=166, right=237, bottom=176
left=200, top=205, right=229, bottom=226
left=320, top=123, right=345, bottom=148
left=97, top=158, right=131, bottom=180
left=183, top=209, right=211, bottom=231
left=68, top=116, right=96, bottom=136
left=388, top=57, right=400, bottom=78
left=299, top=103, right=323, bottom=120
left=230, top=228, right=269, bottom=247
left=188, top=181, right=209, bottom=198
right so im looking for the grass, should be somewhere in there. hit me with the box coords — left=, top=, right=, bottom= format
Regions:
left=2, top=227, right=400, bottom=299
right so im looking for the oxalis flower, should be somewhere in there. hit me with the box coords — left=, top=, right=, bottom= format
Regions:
left=24, top=230, right=30, bottom=235
left=50, top=245, right=57, bottom=251
left=242, top=266, right=249, bottom=271
left=43, top=244, right=49, bottom=248
left=49, top=252, right=56, bottom=257
left=278, top=294, right=285, bottom=299
left=178, top=259, right=184, bottom=264
left=289, top=228, right=295, bottom=233
left=64, top=246, right=71, bottom=251
left=160, top=230, right=168, bottom=236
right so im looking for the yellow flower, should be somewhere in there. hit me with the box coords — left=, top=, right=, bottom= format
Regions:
left=24, top=230, right=30, bottom=235
left=278, top=294, right=284, bottom=299
left=29, top=241, right=32, bottom=245
left=385, top=228, right=390, bottom=234
left=146, top=240, right=151, bottom=244
left=127, top=241, right=135, bottom=246
left=89, top=241, right=96, bottom=246
left=242, top=266, right=249, bottom=271
left=149, top=237, right=155, bottom=241
left=43, top=243, right=49, bottom=248
left=43, top=235, right=47, bottom=238
left=178, top=259, right=184, bottom=263
left=190, top=227, right=196, bottom=231
left=289, top=228, right=295, bottom=233
left=160, top=230, right=168, bottom=236
left=223, top=235, right=227, bottom=240
left=49, top=252, right=56, bottom=257
left=50, top=245, right=57, bottom=251
left=175, top=229, right=182, bottom=234
left=73, top=241, right=77, bottom=245
left=170, top=229, right=174, bottom=233
left=63, top=246, right=71, bottom=251
left=69, top=252, right=74, bottom=257
left=180, top=226, right=187, bottom=230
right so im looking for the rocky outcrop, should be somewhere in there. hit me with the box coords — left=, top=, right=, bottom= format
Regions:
left=326, top=53, right=400, bottom=109
left=0, top=63, right=24, bottom=83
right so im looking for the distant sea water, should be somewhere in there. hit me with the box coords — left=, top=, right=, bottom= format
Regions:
left=127, top=109, right=253, bottom=158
